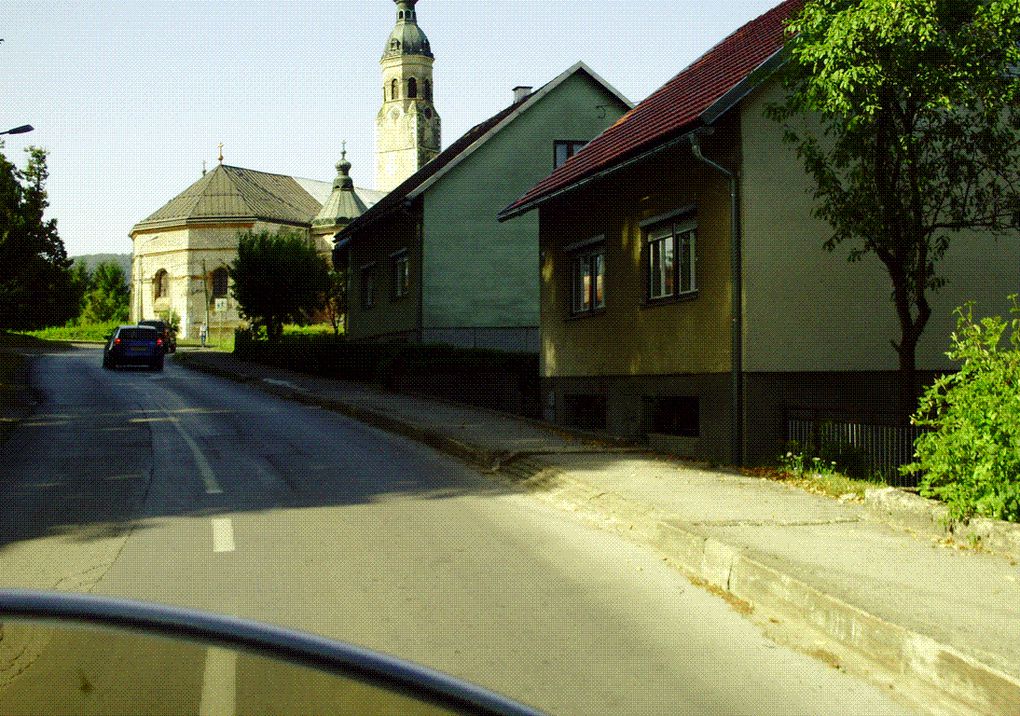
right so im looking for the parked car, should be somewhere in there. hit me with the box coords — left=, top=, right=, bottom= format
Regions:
left=103, top=325, right=164, bottom=371
left=138, top=319, right=176, bottom=353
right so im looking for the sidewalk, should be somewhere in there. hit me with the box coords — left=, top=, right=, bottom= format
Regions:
left=176, top=349, right=1020, bottom=716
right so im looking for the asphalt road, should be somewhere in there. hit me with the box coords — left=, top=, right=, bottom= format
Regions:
left=0, top=348, right=919, bottom=715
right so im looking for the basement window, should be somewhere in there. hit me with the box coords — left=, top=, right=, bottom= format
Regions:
left=645, top=396, right=700, bottom=437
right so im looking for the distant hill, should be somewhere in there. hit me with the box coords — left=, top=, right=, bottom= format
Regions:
left=71, top=253, right=132, bottom=283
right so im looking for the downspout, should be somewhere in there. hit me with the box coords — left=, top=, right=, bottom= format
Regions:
left=689, top=129, right=743, bottom=466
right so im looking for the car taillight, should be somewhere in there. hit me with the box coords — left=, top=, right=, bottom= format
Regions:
left=157, top=338, right=163, bottom=346
left=114, top=338, right=121, bottom=345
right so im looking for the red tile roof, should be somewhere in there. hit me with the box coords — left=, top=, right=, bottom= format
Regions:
left=500, top=0, right=803, bottom=219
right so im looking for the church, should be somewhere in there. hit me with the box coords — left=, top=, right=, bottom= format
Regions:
left=129, top=0, right=440, bottom=339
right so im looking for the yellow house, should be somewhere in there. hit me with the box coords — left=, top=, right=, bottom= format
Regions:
left=500, top=0, right=1020, bottom=466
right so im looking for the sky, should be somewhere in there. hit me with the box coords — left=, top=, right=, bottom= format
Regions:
left=3, top=0, right=780, bottom=257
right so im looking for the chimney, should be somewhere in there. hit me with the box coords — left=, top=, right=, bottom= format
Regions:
left=512, top=85, right=532, bottom=104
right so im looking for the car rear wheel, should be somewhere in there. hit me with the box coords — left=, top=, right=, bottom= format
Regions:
left=102, top=357, right=113, bottom=369
left=152, top=359, right=164, bottom=371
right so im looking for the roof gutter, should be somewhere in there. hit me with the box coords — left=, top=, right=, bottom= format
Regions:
left=498, top=126, right=703, bottom=222
left=688, top=128, right=743, bottom=467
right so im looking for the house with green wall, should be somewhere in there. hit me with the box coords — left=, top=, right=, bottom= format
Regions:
left=334, top=62, right=631, bottom=351
left=500, top=0, right=1020, bottom=466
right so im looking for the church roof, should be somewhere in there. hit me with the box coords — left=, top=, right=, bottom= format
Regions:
left=499, top=0, right=803, bottom=220
left=312, top=153, right=386, bottom=229
left=131, top=164, right=380, bottom=234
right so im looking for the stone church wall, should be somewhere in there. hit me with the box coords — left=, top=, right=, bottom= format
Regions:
left=131, top=220, right=306, bottom=339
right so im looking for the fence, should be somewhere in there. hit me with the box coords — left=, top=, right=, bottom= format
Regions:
left=787, top=417, right=926, bottom=487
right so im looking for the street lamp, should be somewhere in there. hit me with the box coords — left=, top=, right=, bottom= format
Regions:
left=0, top=125, right=33, bottom=136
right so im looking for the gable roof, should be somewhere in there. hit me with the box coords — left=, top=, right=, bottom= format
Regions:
left=131, top=164, right=380, bottom=233
left=336, top=61, right=632, bottom=241
left=499, top=0, right=803, bottom=220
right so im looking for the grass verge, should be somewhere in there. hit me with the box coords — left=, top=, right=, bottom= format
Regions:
left=742, top=466, right=884, bottom=501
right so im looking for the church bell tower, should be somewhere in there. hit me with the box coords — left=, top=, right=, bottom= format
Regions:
left=375, top=0, right=441, bottom=192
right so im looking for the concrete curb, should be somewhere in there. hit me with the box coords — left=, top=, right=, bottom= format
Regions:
left=176, top=353, right=1019, bottom=714
left=497, top=457, right=1020, bottom=716
left=865, top=487, right=1020, bottom=563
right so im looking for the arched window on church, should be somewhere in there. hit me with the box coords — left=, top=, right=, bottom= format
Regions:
left=423, top=79, right=432, bottom=100
left=407, top=77, right=418, bottom=99
left=153, top=269, right=169, bottom=301
left=211, top=268, right=229, bottom=299
left=391, top=78, right=399, bottom=100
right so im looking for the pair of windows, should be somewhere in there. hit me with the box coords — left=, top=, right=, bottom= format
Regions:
left=647, top=220, right=697, bottom=300
left=567, top=217, right=697, bottom=316
left=388, top=78, right=431, bottom=101
left=361, top=251, right=410, bottom=309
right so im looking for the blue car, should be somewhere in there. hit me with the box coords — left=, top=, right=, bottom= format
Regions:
left=102, top=325, right=164, bottom=371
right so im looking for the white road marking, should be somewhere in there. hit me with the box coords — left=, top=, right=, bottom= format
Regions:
left=167, top=415, right=223, bottom=494
left=211, top=518, right=235, bottom=553
left=199, top=646, right=236, bottom=716
left=105, top=473, right=143, bottom=481
left=262, top=378, right=296, bottom=389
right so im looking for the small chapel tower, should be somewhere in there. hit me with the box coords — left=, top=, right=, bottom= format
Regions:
left=375, top=0, right=441, bottom=192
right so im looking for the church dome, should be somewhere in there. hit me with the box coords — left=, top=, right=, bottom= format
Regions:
left=382, top=0, right=433, bottom=59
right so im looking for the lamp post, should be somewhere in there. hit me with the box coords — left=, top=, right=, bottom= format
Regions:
left=0, top=125, right=33, bottom=136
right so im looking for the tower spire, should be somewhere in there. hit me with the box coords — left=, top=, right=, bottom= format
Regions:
left=375, top=0, right=441, bottom=192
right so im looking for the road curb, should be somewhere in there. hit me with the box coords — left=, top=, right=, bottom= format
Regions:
left=866, top=487, right=1020, bottom=563
left=175, top=354, right=1018, bottom=714
left=497, top=457, right=1020, bottom=715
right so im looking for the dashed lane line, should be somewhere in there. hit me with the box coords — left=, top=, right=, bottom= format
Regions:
left=199, top=646, right=236, bottom=716
left=211, top=518, right=235, bottom=553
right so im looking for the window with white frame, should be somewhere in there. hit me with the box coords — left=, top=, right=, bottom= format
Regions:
left=392, top=250, right=410, bottom=298
left=570, top=240, right=606, bottom=315
left=647, top=218, right=696, bottom=301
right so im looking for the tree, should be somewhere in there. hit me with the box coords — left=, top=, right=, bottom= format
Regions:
left=228, top=230, right=328, bottom=341
left=79, top=261, right=130, bottom=324
left=0, top=144, right=76, bottom=330
left=322, top=268, right=348, bottom=336
left=771, top=0, right=1020, bottom=376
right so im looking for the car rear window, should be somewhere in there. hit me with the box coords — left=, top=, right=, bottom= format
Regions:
left=119, top=328, right=157, bottom=340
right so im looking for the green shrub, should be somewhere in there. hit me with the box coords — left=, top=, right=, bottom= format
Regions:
left=903, top=298, right=1020, bottom=523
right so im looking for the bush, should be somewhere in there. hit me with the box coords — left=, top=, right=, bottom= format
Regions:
left=903, top=298, right=1020, bottom=523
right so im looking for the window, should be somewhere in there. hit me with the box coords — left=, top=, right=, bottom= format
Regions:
left=392, top=250, right=410, bottom=299
left=554, top=140, right=587, bottom=169
left=646, top=219, right=696, bottom=301
left=390, top=78, right=399, bottom=100
left=570, top=241, right=606, bottom=315
left=361, top=264, right=376, bottom=309
left=407, top=77, right=418, bottom=99
left=211, top=268, right=228, bottom=298
left=153, top=269, right=169, bottom=300
left=564, top=394, right=607, bottom=430
left=423, top=79, right=432, bottom=100
left=645, top=396, right=700, bottom=437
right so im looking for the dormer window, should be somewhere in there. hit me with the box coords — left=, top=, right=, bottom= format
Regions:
left=390, top=39, right=400, bottom=51
left=407, top=78, right=418, bottom=99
